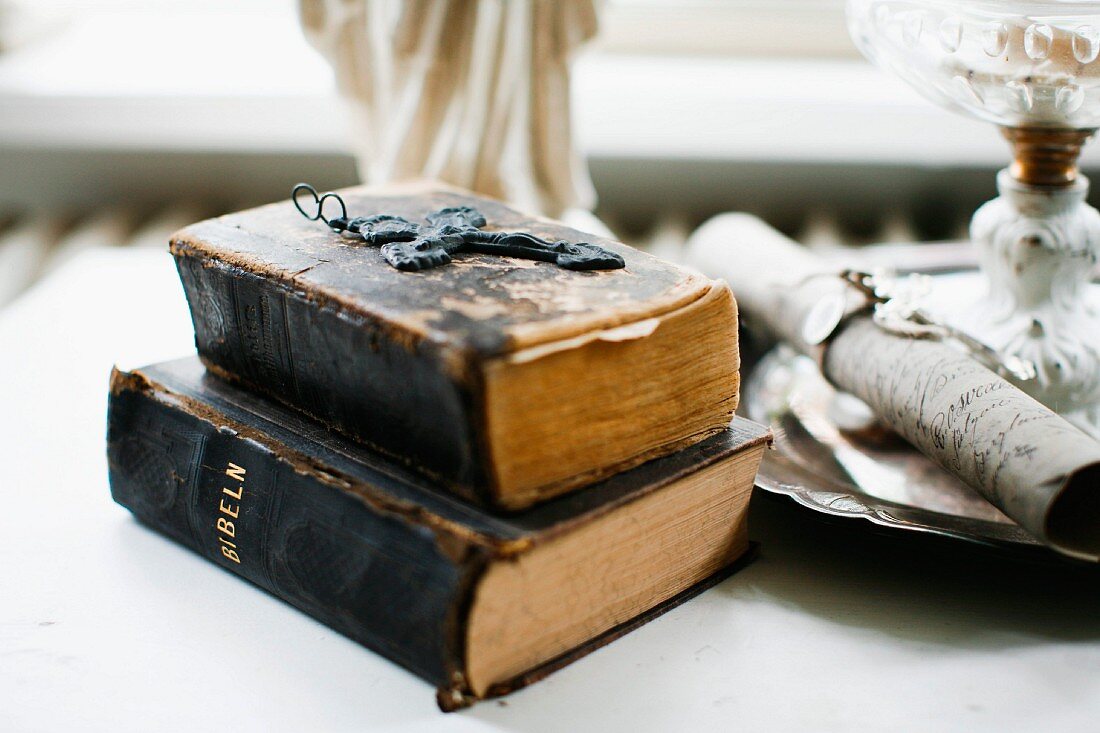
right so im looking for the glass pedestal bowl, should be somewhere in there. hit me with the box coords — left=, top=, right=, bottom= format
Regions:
left=848, top=0, right=1100, bottom=437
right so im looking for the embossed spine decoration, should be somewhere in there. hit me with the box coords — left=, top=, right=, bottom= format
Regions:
left=105, top=367, right=471, bottom=698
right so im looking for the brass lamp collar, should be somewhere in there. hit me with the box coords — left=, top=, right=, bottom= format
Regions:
left=1002, top=127, right=1096, bottom=187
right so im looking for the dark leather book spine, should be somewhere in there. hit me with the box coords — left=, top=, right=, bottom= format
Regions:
left=172, top=252, right=489, bottom=502
left=106, top=372, right=478, bottom=692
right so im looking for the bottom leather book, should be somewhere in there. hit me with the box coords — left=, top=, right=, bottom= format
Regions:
left=106, top=358, right=770, bottom=710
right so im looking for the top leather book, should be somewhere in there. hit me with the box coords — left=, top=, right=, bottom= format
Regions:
left=170, top=181, right=740, bottom=511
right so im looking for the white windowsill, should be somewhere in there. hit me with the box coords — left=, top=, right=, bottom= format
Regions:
left=0, top=7, right=1086, bottom=170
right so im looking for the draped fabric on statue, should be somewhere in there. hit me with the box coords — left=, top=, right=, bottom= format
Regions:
left=299, top=0, right=598, bottom=218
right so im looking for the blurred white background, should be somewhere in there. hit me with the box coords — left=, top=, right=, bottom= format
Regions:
left=0, top=0, right=1072, bottom=307
left=4, top=6, right=1100, bottom=733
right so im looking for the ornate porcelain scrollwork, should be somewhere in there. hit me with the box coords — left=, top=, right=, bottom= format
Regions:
left=966, top=171, right=1100, bottom=433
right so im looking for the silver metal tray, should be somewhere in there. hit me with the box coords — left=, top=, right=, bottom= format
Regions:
left=742, top=344, right=1049, bottom=554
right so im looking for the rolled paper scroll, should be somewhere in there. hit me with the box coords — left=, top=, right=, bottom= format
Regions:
left=686, top=214, right=1100, bottom=560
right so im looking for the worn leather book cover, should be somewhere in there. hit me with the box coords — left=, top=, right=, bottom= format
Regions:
left=170, top=182, right=740, bottom=510
left=107, top=358, right=768, bottom=709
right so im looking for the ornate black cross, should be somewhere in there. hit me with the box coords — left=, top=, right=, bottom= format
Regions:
left=292, top=183, right=625, bottom=272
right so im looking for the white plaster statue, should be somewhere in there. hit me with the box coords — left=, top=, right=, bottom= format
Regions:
left=299, top=0, right=599, bottom=220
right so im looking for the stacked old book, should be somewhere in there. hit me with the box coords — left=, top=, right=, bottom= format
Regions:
left=106, top=183, right=770, bottom=709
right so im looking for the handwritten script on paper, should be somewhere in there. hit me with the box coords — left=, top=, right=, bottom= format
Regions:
left=824, top=318, right=1100, bottom=544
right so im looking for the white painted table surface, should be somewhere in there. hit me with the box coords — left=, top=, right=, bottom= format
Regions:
left=3, top=248, right=1100, bottom=733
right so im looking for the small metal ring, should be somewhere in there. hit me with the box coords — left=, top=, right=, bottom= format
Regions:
left=292, top=183, right=349, bottom=229
left=317, top=192, right=348, bottom=228
left=292, top=183, right=322, bottom=221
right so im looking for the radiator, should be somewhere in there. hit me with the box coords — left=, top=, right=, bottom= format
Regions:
left=0, top=204, right=209, bottom=308
left=0, top=194, right=987, bottom=310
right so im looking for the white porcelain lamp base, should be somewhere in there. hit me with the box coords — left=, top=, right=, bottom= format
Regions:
left=952, top=169, right=1100, bottom=437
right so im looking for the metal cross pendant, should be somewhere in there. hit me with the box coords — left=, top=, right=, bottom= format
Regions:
left=293, top=183, right=626, bottom=272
